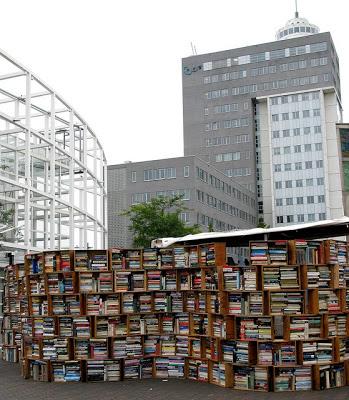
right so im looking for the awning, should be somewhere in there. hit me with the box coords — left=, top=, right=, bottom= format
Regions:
left=151, top=216, right=349, bottom=248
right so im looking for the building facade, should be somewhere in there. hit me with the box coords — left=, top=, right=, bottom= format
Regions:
left=107, top=156, right=256, bottom=247
left=182, top=14, right=344, bottom=226
left=338, top=123, right=349, bottom=217
left=0, top=48, right=107, bottom=253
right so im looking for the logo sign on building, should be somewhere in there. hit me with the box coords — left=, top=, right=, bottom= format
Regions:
left=183, top=65, right=202, bottom=75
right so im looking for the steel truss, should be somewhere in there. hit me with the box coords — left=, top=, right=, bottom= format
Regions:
left=0, top=48, right=107, bottom=252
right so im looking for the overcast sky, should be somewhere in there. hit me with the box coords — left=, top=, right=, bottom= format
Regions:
left=0, top=0, right=347, bottom=165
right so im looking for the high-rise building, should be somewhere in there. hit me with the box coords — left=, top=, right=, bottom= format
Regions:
left=182, top=10, right=344, bottom=226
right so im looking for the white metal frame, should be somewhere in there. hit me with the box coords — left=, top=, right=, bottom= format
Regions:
left=0, top=48, right=107, bottom=252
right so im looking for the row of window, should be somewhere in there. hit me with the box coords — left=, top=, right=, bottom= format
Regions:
left=197, top=213, right=239, bottom=232
left=271, top=91, right=320, bottom=104
left=276, top=195, right=325, bottom=206
left=131, top=166, right=189, bottom=183
left=205, top=134, right=251, bottom=147
left=131, top=189, right=191, bottom=205
left=273, top=144, right=323, bottom=155
left=203, top=58, right=328, bottom=85
left=143, top=167, right=177, bottom=182
left=276, top=213, right=326, bottom=224
left=225, top=167, right=252, bottom=177
left=275, top=176, right=324, bottom=189
left=216, top=150, right=251, bottom=163
left=273, top=126, right=322, bottom=138
left=205, top=75, right=325, bottom=100
left=272, top=109, right=321, bottom=121
left=196, top=190, right=255, bottom=224
left=196, top=166, right=255, bottom=207
left=278, top=25, right=318, bottom=39
left=205, top=102, right=249, bottom=115
left=205, top=117, right=249, bottom=132
left=274, top=161, right=323, bottom=172
left=202, top=42, right=327, bottom=71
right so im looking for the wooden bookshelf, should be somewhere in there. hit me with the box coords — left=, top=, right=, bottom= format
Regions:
left=0, top=239, right=346, bottom=390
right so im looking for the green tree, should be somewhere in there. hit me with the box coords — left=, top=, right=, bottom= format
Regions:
left=257, top=218, right=270, bottom=229
left=122, top=196, right=201, bottom=247
left=0, top=205, right=15, bottom=240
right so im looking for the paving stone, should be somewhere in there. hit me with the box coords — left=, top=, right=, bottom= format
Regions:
left=1, top=360, right=349, bottom=400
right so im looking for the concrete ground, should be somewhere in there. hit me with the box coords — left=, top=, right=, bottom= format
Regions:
left=1, top=360, right=349, bottom=400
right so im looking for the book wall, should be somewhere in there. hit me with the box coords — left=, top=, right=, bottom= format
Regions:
left=0, top=239, right=346, bottom=391
left=1, top=263, right=27, bottom=362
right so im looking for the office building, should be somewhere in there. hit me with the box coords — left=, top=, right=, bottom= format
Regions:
left=107, top=156, right=256, bottom=247
left=182, top=11, right=344, bottom=226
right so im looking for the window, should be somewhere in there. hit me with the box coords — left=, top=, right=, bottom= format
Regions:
left=276, top=216, right=284, bottom=224
left=296, top=197, right=304, bottom=205
left=317, top=177, right=324, bottom=185
left=303, top=110, right=310, bottom=118
left=297, top=214, right=305, bottom=222
left=281, top=95, right=289, bottom=104
left=131, top=171, right=137, bottom=183
left=274, top=147, right=281, bottom=155
left=282, top=113, right=289, bottom=120
left=305, top=161, right=313, bottom=169
left=285, top=163, right=292, bottom=171
left=184, top=166, right=190, bottom=177
left=285, top=180, right=292, bottom=188
left=280, top=64, right=288, bottom=72
left=307, top=196, right=315, bottom=204
left=286, top=198, right=293, bottom=205
left=304, top=144, right=312, bottom=152
left=273, top=130, right=280, bottom=139
left=271, top=98, right=279, bottom=105
left=306, top=178, right=313, bottom=186
left=314, top=126, right=322, bottom=133
left=204, top=108, right=209, bottom=116
left=275, top=181, right=282, bottom=189
left=312, top=92, right=320, bottom=100
left=318, top=195, right=325, bottom=203
left=294, top=145, right=301, bottom=153
left=180, top=212, right=190, bottom=223
left=276, top=198, right=283, bottom=206
left=272, top=114, right=279, bottom=122
left=293, top=128, right=301, bottom=136
left=296, top=179, right=303, bottom=187
left=284, top=146, right=291, bottom=154
left=319, top=213, right=326, bottom=220
left=313, top=109, right=321, bottom=117
left=308, top=214, right=315, bottom=222
left=299, top=60, right=307, bottom=68
left=287, top=215, right=294, bottom=223
left=292, top=111, right=300, bottom=119
left=302, top=94, right=310, bottom=101
left=304, top=127, right=311, bottom=135
left=315, top=143, right=322, bottom=151
left=316, top=160, right=324, bottom=168
left=274, top=164, right=281, bottom=172
left=295, top=162, right=302, bottom=170
left=283, top=129, right=290, bottom=137
left=292, top=94, right=299, bottom=102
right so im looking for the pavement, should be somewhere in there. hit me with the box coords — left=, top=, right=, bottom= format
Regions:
left=1, top=360, right=349, bottom=400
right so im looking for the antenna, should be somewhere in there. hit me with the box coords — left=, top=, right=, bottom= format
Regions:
left=295, top=0, right=299, bottom=18
left=190, top=42, right=197, bottom=56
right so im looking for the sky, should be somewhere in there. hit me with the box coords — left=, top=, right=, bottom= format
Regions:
left=0, top=0, right=348, bottom=165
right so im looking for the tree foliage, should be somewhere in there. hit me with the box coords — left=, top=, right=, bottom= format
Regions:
left=0, top=205, right=15, bottom=240
left=122, top=196, right=201, bottom=247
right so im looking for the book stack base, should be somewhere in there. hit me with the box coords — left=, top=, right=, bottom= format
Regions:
left=2, top=241, right=349, bottom=392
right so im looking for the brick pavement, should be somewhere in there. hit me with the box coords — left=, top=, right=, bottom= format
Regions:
left=1, top=360, right=349, bottom=400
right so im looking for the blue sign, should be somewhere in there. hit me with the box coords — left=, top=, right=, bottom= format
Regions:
left=183, top=65, right=202, bottom=75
